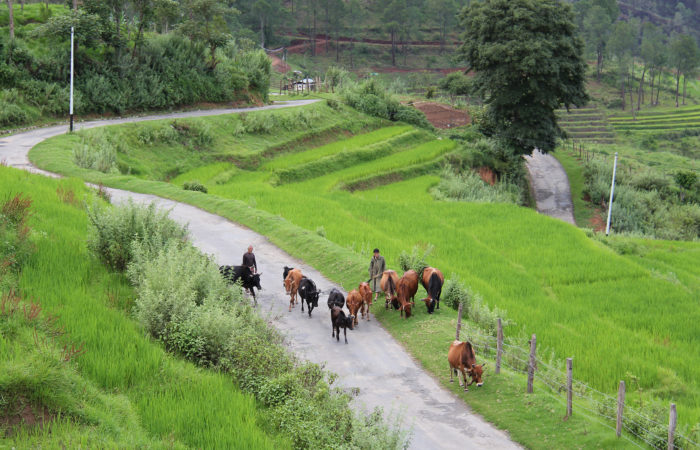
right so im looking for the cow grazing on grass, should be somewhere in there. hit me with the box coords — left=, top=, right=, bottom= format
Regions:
left=298, top=277, right=320, bottom=317
left=380, top=270, right=399, bottom=310
left=396, top=275, right=413, bottom=319
left=331, top=306, right=354, bottom=344
left=219, top=265, right=262, bottom=306
left=421, top=267, right=444, bottom=313
left=401, top=270, right=419, bottom=306
left=284, top=268, right=303, bottom=312
left=358, top=282, right=372, bottom=321
left=283, top=266, right=294, bottom=287
left=327, top=288, right=345, bottom=309
left=448, top=340, right=486, bottom=391
left=346, top=289, right=363, bottom=326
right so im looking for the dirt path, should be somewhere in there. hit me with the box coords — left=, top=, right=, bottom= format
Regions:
left=0, top=104, right=519, bottom=449
left=524, top=149, right=576, bottom=225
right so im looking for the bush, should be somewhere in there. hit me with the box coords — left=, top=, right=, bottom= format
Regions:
left=86, top=200, right=188, bottom=271
left=441, top=276, right=509, bottom=335
left=326, top=98, right=341, bottom=110
left=398, top=245, right=433, bottom=276
left=0, top=101, right=32, bottom=127
left=183, top=180, right=208, bottom=193
left=342, top=79, right=432, bottom=129
left=72, top=131, right=121, bottom=173
left=432, top=169, right=520, bottom=204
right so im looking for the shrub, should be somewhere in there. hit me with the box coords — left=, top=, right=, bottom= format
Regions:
left=398, top=245, right=433, bottom=276
left=183, top=180, right=208, bottom=194
left=342, top=79, right=432, bottom=129
left=442, top=276, right=509, bottom=335
left=0, top=101, right=32, bottom=127
left=432, top=169, right=520, bottom=204
left=86, top=200, right=188, bottom=271
left=326, top=98, right=341, bottom=110
left=72, top=131, right=121, bottom=173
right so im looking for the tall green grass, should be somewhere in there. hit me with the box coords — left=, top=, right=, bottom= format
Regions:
left=30, top=113, right=700, bottom=443
left=0, top=166, right=287, bottom=448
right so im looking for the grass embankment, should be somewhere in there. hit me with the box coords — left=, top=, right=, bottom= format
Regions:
left=609, top=105, right=700, bottom=133
left=0, top=168, right=287, bottom=448
left=552, top=149, right=598, bottom=228
left=30, top=105, right=700, bottom=446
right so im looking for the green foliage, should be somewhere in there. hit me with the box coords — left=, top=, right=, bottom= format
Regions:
left=72, top=131, right=120, bottom=173
left=183, top=180, right=208, bottom=193
left=441, top=277, right=510, bottom=335
left=458, top=0, right=589, bottom=154
left=432, top=169, right=520, bottom=204
left=86, top=200, right=188, bottom=271
left=342, top=79, right=433, bottom=129
left=438, top=72, right=471, bottom=97
left=398, top=245, right=433, bottom=276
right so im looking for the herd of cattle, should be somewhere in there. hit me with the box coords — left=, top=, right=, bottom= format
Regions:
left=219, top=263, right=486, bottom=389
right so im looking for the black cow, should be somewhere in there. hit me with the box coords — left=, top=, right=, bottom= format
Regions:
left=283, top=266, right=294, bottom=287
left=298, top=277, right=320, bottom=317
left=331, top=306, right=354, bottom=344
left=327, top=288, right=345, bottom=309
left=219, top=265, right=262, bottom=305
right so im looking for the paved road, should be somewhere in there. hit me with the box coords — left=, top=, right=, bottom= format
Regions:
left=524, top=149, right=576, bottom=225
left=0, top=104, right=518, bottom=450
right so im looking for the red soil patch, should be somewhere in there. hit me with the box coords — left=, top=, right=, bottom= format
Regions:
left=269, top=54, right=290, bottom=73
left=0, top=395, right=55, bottom=437
left=478, top=167, right=497, bottom=185
left=590, top=208, right=606, bottom=232
left=412, top=102, right=470, bottom=129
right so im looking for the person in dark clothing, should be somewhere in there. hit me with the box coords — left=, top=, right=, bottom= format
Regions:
left=242, top=245, right=257, bottom=273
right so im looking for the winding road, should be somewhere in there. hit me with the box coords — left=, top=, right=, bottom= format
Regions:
left=0, top=102, right=518, bottom=449
left=524, top=149, right=576, bottom=225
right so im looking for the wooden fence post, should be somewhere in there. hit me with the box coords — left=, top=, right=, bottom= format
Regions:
left=495, top=318, right=503, bottom=375
left=616, top=381, right=625, bottom=437
left=668, top=403, right=677, bottom=450
left=527, top=334, right=536, bottom=394
left=455, top=302, right=463, bottom=341
left=566, top=358, right=573, bottom=417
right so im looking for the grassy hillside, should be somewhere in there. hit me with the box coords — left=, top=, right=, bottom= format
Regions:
left=28, top=104, right=700, bottom=447
left=0, top=167, right=286, bottom=447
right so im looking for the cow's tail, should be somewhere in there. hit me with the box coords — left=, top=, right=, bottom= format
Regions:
left=429, top=273, right=442, bottom=301
left=387, top=276, right=396, bottom=297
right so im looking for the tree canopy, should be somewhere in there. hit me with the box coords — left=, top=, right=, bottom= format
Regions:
left=458, top=0, right=589, bottom=155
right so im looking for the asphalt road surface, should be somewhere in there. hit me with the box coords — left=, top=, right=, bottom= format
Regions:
left=0, top=103, right=518, bottom=449
left=524, top=149, right=576, bottom=225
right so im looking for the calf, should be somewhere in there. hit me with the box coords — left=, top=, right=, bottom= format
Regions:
left=346, top=289, right=363, bottom=326
left=284, top=268, right=303, bottom=312
left=447, top=340, right=486, bottom=391
left=282, top=266, right=294, bottom=287
left=327, top=288, right=345, bottom=309
left=358, top=282, right=372, bottom=321
left=421, top=267, right=444, bottom=313
left=396, top=276, right=413, bottom=319
left=330, top=306, right=354, bottom=344
left=401, top=270, right=419, bottom=306
left=219, top=265, right=262, bottom=306
left=380, top=270, right=399, bottom=310
left=298, top=277, right=320, bottom=317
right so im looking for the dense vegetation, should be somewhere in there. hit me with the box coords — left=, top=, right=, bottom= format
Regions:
left=0, top=3, right=270, bottom=130
left=30, top=103, right=700, bottom=446
left=0, top=169, right=285, bottom=447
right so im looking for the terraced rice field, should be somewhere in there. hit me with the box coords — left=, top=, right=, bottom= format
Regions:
left=609, top=104, right=700, bottom=132
left=29, top=103, right=700, bottom=439
left=556, top=107, right=616, bottom=144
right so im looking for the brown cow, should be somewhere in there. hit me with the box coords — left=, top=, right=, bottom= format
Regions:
left=358, top=282, right=372, bottom=321
left=401, top=270, right=419, bottom=306
left=284, top=268, right=303, bottom=312
left=346, top=289, right=363, bottom=326
left=447, top=340, right=486, bottom=391
left=380, top=270, right=399, bottom=310
left=396, top=275, right=413, bottom=318
left=421, top=267, right=444, bottom=313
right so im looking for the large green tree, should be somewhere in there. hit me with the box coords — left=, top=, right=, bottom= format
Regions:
left=458, top=0, right=588, bottom=155
left=608, top=20, right=637, bottom=111
left=669, top=33, right=700, bottom=106
left=177, top=0, right=237, bottom=68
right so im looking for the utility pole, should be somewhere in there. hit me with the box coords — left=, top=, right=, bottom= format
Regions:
left=605, top=152, right=618, bottom=236
left=69, top=26, right=75, bottom=132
